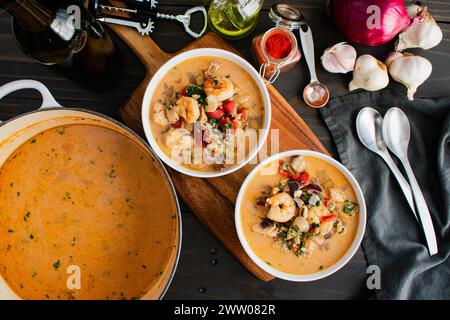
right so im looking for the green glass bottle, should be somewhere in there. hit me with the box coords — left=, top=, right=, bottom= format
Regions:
left=208, top=0, right=263, bottom=40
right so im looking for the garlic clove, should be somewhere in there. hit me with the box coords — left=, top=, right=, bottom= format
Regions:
left=396, top=6, right=443, bottom=51
left=349, top=54, right=389, bottom=92
left=321, top=42, right=357, bottom=74
left=385, top=51, right=404, bottom=66
left=406, top=4, right=421, bottom=19
left=386, top=52, right=432, bottom=100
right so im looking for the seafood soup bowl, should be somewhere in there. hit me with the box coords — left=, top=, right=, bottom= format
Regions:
left=141, top=48, right=272, bottom=178
left=235, top=150, right=367, bottom=282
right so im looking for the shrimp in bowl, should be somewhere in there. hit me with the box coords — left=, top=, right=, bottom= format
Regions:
left=142, top=49, right=271, bottom=178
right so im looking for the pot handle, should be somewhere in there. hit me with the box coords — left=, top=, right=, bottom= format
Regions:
left=0, top=80, right=63, bottom=113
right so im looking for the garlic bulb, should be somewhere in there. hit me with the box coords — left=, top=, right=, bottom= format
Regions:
left=396, top=6, right=443, bottom=51
left=321, top=42, right=357, bottom=74
left=385, top=52, right=432, bottom=100
left=349, top=55, right=389, bottom=92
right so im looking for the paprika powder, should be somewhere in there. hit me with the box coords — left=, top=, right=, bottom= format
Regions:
left=251, top=4, right=303, bottom=83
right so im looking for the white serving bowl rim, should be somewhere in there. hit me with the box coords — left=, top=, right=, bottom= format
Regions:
left=235, top=150, right=367, bottom=282
left=142, top=48, right=272, bottom=178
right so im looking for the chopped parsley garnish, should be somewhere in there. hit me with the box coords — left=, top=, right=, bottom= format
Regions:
left=107, top=169, right=117, bottom=181
left=52, top=259, right=61, bottom=270
left=185, top=84, right=208, bottom=105
left=223, top=123, right=233, bottom=129
left=300, top=193, right=311, bottom=203
left=286, top=226, right=298, bottom=240
left=311, top=222, right=320, bottom=229
left=280, top=161, right=290, bottom=171
left=343, top=200, right=358, bottom=216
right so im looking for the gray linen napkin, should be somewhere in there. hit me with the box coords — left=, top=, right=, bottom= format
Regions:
left=320, top=89, right=450, bottom=300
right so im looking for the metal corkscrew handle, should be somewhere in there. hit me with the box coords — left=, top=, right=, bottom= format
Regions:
left=156, top=6, right=207, bottom=39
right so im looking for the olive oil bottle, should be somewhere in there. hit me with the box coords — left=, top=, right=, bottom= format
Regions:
left=208, top=0, right=263, bottom=40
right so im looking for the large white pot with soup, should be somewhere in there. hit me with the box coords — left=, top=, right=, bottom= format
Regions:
left=142, top=48, right=271, bottom=178
left=235, top=150, right=366, bottom=282
left=0, top=80, right=181, bottom=300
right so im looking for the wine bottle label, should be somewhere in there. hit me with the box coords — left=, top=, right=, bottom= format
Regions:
left=50, top=9, right=76, bottom=41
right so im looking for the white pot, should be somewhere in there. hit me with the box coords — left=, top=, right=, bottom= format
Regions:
left=235, top=150, right=367, bottom=282
left=0, top=80, right=182, bottom=299
left=141, top=48, right=272, bottom=178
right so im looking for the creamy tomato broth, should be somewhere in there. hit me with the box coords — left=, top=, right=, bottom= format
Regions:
left=241, top=155, right=359, bottom=274
left=150, top=56, right=265, bottom=172
left=0, top=124, right=178, bottom=300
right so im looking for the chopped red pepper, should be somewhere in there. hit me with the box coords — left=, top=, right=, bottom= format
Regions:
left=320, top=214, right=337, bottom=223
left=207, top=107, right=224, bottom=120
left=220, top=117, right=239, bottom=133
left=220, top=117, right=232, bottom=127
left=324, top=198, right=331, bottom=207
left=223, top=100, right=236, bottom=115
left=172, top=118, right=184, bottom=128
left=293, top=171, right=310, bottom=184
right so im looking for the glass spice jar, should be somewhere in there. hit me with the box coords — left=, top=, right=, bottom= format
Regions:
left=251, top=4, right=304, bottom=83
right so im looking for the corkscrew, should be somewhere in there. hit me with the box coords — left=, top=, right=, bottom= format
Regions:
left=90, top=0, right=207, bottom=38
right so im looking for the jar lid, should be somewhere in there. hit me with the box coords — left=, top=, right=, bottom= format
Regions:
left=269, top=4, right=304, bottom=30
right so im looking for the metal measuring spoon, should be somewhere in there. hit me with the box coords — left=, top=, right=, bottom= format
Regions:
left=356, top=108, right=417, bottom=221
left=382, top=107, right=438, bottom=256
left=298, top=23, right=329, bottom=108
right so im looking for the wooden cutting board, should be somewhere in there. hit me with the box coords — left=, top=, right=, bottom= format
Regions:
left=112, top=26, right=329, bottom=281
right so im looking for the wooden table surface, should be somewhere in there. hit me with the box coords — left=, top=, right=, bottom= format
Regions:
left=0, top=0, right=449, bottom=299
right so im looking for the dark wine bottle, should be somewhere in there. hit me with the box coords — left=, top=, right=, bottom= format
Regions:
left=1, top=0, right=115, bottom=73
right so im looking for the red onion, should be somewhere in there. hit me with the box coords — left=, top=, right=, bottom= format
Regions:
left=288, top=181, right=301, bottom=194
left=328, top=0, right=411, bottom=46
left=302, top=184, right=323, bottom=194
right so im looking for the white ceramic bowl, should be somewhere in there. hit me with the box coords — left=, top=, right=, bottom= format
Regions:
left=235, top=150, right=366, bottom=282
left=142, top=48, right=271, bottom=178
